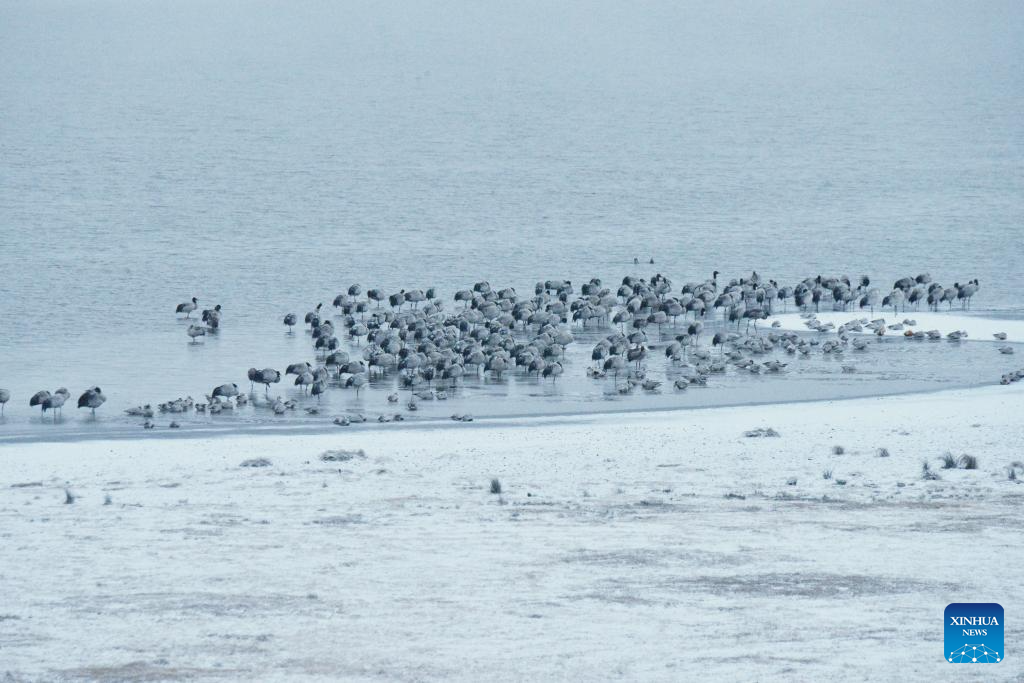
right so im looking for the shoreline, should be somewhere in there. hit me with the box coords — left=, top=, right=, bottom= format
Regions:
left=2, top=368, right=1022, bottom=680
left=1, top=311, right=1020, bottom=448
left=0, top=377, right=1016, bottom=448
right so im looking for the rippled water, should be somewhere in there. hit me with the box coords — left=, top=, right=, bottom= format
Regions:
left=1, top=2, right=1022, bottom=439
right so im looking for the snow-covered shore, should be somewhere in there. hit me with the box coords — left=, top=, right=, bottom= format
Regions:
left=2, top=384, right=1023, bottom=681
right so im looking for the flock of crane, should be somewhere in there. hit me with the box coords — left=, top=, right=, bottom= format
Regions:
left=1, top=270, right=1018, bottom=427
left=0, top=386, right=106, bottom=422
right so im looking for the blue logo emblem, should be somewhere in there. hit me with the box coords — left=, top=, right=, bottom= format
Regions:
left=945, top=603, right=1003, bottom=663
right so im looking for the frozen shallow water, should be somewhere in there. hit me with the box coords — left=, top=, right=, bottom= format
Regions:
left=2, top=2, right=1023, bottom=444
left=0, top=304, right=1021, bottom=443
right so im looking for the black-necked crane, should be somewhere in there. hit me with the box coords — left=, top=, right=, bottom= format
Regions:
left=176, top=296, right=198, bottom=318
left=187, top=324, right=206, bottom=343
left=41, top=388, right=70, bottom=421
left=78, top=387, right=106, bottom=416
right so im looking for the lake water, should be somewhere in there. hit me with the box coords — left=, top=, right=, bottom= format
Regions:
left=1, top=1, right=1022, bottom=440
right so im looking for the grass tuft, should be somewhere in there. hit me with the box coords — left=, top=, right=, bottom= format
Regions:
left=240, top=457, right=272, bottom=468
left=941, top=452, right=958, bottom=469
left=320, top=449, right=366, bottom=462
left=490, top=478, right=502, bottom=494
left=959, top=454, right=978, bottom=470
left=877, top=448, right=890, bottom=458
left=832, top=445, right=845, bottom=455
left=922, top=461, right=941, bottom=481
left=64, top=488, right=76, bottom=505
left=822, top=469, right=833, bottom=480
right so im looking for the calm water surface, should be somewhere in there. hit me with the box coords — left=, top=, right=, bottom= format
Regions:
left=1, top=1, right=1022, bottom=439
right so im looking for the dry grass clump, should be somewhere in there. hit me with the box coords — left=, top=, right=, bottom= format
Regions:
left=744, top=427, right=780, bottom=438
left=319, top=449, right=366, bottom=462
left=940, top=452, right=978, bottom=470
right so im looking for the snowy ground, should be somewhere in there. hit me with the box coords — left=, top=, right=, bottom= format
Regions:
left=2, top=384, right=1023, bottom=681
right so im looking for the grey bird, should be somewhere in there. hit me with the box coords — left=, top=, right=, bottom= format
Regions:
left=77, top=386, right=107, bottom=416
left=187, top=324, right=207, bottom=343
left=311, top=379, right=327, bottom=402
left=41, top=388, right=70, bottom=421
left=211, top=383, right=239, bottom=398
left=175, top=296, right=198, bottom=318
left=202, top=304, right=222, bottom=330
left=345, top=373, right=368, bottom=397
left=258, top=368, right=281, bottom=393
left=29, top=390, right=51, bottom=414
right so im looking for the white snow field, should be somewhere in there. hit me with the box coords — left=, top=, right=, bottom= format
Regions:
left=2, top=384, right=1023, bottom=681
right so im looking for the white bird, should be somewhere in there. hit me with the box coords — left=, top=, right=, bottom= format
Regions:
left=125, top=404, right=155, bottom=418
